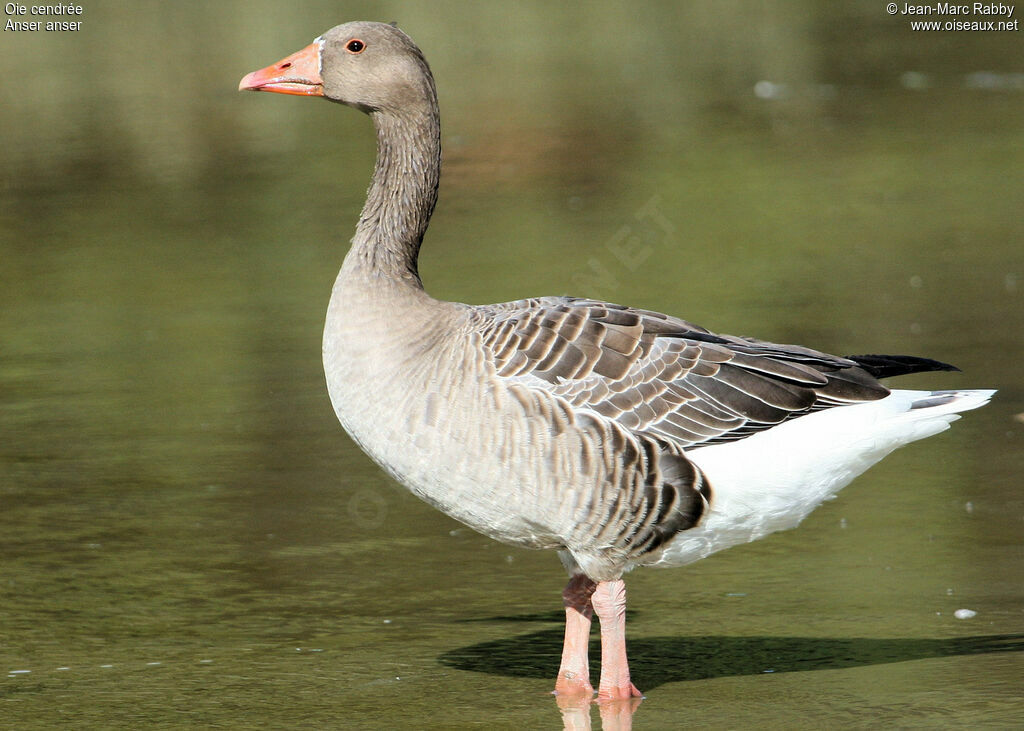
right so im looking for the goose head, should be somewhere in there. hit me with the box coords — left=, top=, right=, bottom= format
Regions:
left=239, top=21, right=435, bottom=115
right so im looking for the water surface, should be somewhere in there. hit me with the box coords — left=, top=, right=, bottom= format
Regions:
left=2, top=2, right=1022, bottom=728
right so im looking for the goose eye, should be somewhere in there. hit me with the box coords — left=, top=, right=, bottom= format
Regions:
left=346, top=39, right=365, bottom=54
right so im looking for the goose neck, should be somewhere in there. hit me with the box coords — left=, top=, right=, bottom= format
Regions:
left=346, top=106, right=441, bottom=286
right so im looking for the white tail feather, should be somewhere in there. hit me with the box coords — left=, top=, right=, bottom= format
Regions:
left=651, top=389, right=994, bottom=567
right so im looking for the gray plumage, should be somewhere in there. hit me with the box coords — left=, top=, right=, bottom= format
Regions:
left=245, top=20, right=992, bottom=585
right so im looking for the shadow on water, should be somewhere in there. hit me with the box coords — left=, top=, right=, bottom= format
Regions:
left=439, top=615, right=1024, bottom=691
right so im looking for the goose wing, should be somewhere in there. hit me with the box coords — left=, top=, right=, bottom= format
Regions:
left=476, top=296, right=889, bottom=448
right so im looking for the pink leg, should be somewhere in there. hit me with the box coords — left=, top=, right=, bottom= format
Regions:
left=591, top=579, right=642, bottom=700
left=554, top=574, right=596, bottom=697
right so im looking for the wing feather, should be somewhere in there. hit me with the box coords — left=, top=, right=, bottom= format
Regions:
left=476, top=296, right=889, bottom=449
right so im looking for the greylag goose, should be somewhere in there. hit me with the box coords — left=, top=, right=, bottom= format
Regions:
left=240, top=22, right=994, bottom=701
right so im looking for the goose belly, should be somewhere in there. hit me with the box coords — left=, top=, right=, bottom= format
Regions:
left=322, top=332, right=571, bottom=548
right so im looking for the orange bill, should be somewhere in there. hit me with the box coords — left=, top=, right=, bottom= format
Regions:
left=239, top=41, right=323, bottom=96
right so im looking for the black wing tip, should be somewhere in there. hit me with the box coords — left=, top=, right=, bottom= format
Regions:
left=845, top=353, right=961, bottom=379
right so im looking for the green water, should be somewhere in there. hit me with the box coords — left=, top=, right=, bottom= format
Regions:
left=2, top=2, right=1022, bottom=728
